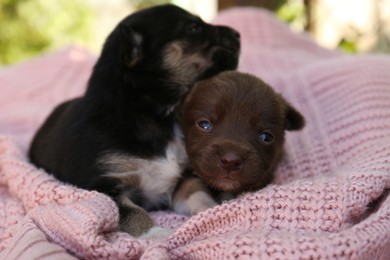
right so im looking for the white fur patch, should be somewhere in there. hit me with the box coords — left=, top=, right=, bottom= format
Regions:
left=140, top=226, right=173, bottom=239
left=99, top=125, right=187, bottom=209
left=174, top=191, right=217, bottom=216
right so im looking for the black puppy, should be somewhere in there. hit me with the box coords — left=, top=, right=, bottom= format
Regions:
left=29, top=4, right=240, bottom=237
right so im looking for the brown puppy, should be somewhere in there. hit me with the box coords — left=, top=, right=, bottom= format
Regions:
left=175, top=71, right=305, bottom=213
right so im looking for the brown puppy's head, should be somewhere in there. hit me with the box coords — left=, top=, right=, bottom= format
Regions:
left=181, top=71, right=305, bottom=193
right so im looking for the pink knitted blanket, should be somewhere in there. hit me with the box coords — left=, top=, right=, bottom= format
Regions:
left=1, top=8, right=389, bottom=259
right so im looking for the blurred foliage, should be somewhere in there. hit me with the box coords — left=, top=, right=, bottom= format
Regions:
left=338, top=38, right=358, bottom=53
left=276, top=0, right=360, bottom=53
left=129, top=0, right=171, bottom=10
left=336, top=26, right=360, bottom=53
left=1, top=0, right=386, bottom=65
left=0, top=0, right=93, bottom=65
left=276, top=0, right=305, bottom=25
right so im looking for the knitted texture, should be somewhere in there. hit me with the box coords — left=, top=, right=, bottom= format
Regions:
left=1, top=8, right=389, bottom=259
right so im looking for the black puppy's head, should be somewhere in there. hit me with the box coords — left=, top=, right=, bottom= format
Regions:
left=91, top=5, right=240, bottom=110
left=181, top=71, right=305, bottom=193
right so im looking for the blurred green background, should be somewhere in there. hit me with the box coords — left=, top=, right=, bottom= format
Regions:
left=0, top=0, right=93, bottom=65
left=1, top=0, right=389, bottom=65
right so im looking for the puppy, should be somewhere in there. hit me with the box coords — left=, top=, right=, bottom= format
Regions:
left=176, top=71, right=305, bottom=211
left=29, top=5, right=240, bottom=237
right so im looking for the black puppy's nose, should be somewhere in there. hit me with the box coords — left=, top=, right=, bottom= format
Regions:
left=217, top=26, right=241, bottom=51
left=231, top=29, right=240, bottom=40
left=220, top=152, right=243, bottom=173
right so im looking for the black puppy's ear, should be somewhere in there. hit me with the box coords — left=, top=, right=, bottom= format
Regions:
left=119, top=24, right=143, bottom=67
left=284, top=104, right=305, bottom=131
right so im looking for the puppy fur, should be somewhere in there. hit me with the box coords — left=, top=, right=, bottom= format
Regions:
left=177, top=71, right=304, bottom=208
left=29, top=5, right=240, bottom=237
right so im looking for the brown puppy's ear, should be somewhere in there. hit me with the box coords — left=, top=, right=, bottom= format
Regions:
left=285, top=104, right=305, bottom=131
left=119, top=25, right=143, bottom=67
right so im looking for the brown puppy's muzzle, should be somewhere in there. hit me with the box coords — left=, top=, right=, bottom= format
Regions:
left=189, top=139, right=265, bottom=193
left=219, top=151, right=243, bottom=173
left=212, top=140, right=250, bottom=175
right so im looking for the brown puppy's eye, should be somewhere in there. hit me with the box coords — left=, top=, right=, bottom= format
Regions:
left=258, top=131, right=274, bottom=143
left=197, top=119, right=213, bottom=131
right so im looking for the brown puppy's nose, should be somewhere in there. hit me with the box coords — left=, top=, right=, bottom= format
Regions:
left=219, top=152, right=243, bottom=173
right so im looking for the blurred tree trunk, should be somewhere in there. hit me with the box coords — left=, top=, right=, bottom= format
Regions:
left=303, top=0, right=315, bottom=32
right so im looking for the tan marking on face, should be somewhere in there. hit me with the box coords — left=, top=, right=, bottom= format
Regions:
left=162, top=41, right=212, bottom=86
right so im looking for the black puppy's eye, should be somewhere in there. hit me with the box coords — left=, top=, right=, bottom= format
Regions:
left=258, top=131, right=274, bottom=143
left=197, top=119, right=213, bottom=131
left=187, top=23, right=202, bottom=33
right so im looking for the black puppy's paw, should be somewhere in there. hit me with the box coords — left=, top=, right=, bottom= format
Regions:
left=119, top=203, right=155, bottom=237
